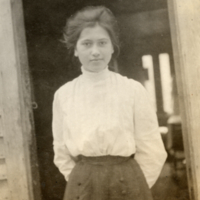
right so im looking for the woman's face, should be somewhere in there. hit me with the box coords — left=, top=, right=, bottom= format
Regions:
left=74, top=25, right=114, bottom=73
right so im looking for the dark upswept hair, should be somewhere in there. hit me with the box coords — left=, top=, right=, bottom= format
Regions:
left=63, top=6, right=120, bottom=59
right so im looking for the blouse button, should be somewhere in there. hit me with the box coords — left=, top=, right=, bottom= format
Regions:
left=120, top=178, right=124, bottom=182
left=122, top=190, right=126, bottom=195
left=78, top=182, right=81, bottom=186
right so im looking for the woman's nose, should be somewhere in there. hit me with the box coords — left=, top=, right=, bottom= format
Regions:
left=91, top=45, right=100, bottom=57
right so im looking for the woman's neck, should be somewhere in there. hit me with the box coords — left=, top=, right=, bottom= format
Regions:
left=81, top=66, right=109, bottom=81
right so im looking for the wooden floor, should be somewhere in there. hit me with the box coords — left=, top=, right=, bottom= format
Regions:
left=152, top=161, right=189, bottom=200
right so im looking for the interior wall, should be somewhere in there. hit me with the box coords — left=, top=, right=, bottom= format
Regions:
left=22, top=0, right=172, bottom=199
left=117, top=8, right=174, bottom=125
left=117, top=8, right=171, bottom=79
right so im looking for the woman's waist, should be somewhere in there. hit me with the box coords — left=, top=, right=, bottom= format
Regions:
left=77, top=154, right=135, bottom=165
left=66, top=140, right=136, bottom=158
left=64, top=132, right=136, bottom=156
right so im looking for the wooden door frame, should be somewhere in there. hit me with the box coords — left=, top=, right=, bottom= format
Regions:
left=0, top=0, right=41, bottom=199
left=1, top=0, right=200, bottom=199
left=168, top=1, right=200, bottom=199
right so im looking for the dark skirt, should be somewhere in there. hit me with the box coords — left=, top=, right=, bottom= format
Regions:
left=63, top=155, right=153, bottom=200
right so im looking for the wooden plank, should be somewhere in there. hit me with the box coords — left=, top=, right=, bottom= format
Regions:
left=0, top=138, right=5, bottom=159
left=0, top=180, right=9, bottom=200
left=0, top=159, right=7, bottom=180
left=0, top=71, right=3, bottom=138
left=0, top=155, right=8, bottom=199
left=0, top=0, right=41, bottom=200
left=168, top=0, right=200, bottom=199
left=9, top=0, right=42, bottom=199
left=0, top=0, right=30, bottom=198
left=0, top=113, right=3, bottom=138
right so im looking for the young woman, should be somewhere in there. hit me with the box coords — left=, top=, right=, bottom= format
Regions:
left=52, top=6, right=167, bottom=200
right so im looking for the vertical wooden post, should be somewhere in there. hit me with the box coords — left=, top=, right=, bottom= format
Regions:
left=168, top=1, right=200, bottom=199
left=0, top=0, right=41, bottom=199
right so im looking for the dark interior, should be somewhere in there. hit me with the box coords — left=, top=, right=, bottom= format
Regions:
left=22, top=1, right=177, bottom=199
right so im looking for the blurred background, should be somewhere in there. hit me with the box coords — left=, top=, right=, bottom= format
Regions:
left=22, top=0, right=188, bottom=199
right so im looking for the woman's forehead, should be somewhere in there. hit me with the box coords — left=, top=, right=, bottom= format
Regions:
left=78, top=25, right=111, bottom=41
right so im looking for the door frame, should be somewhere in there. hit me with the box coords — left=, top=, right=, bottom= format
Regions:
left=168, top=1, right=200, bottom=199
left=0, top=0, right=41, bottom=199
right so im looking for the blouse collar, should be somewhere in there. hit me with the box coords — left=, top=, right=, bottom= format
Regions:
left=81, top=66, right=110, bottom=81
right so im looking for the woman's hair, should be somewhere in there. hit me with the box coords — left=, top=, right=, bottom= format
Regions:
left=63, top=6, right=120, bottom=59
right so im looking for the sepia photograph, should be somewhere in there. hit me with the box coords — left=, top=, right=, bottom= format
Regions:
left=0, top=0, right=200, bottom=200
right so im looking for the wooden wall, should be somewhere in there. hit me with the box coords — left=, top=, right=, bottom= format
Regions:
left=0, top=71, right=9, bottom=200
left=0, top=0, right=41, bottom=199
left=168, top=0, right=200, bottom=199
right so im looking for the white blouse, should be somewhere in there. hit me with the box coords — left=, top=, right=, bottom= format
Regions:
left=52, top=66, right=167, bottom=188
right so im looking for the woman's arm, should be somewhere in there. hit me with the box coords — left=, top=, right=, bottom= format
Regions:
left=133, top=81, right=167, bottom=188
left=52, top=90, right=75, bottom=181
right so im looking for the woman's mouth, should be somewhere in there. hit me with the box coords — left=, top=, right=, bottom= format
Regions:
left=90, top=59, right=103, bottom=61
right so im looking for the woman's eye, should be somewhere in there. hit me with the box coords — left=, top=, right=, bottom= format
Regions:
left=82, top=42, right=91, bottom=47
left=99, top=41, right=107, bottom=46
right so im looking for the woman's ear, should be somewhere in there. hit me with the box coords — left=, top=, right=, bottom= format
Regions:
left=111, top=45, right=114, bottom=54
left=74, top=49, right=78, bottom=57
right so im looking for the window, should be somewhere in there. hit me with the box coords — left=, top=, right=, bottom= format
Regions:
left=142, top=53, right=173, bottom=115
left=159, top=53, right=173, bottom=114
left=142, top=55, right=157, bottom=111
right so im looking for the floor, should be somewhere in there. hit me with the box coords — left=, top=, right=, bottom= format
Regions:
left=152, top=159, right=189, bottom=200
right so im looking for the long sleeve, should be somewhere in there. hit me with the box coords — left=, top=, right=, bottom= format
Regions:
left=52, top=91, right=76, bottom=181
left=133, top=82, right=167, bottom=188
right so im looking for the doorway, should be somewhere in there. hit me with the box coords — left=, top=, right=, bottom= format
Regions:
left=22, top=0, right=188, bottom=199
